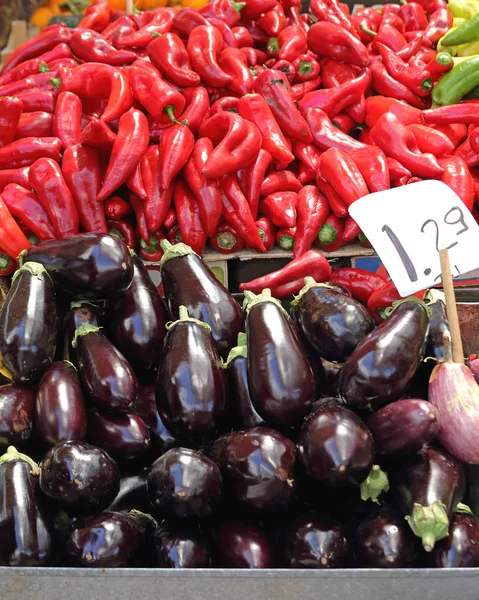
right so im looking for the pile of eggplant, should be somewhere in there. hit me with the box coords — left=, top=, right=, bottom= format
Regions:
left=0, top=233, right=478, bottom=570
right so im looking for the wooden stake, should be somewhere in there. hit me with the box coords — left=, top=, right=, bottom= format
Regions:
left=126, top=0, right=134, bottom=14
left=439, top=248, right=464, bottom=364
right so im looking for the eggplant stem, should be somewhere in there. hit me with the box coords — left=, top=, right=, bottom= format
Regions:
left=71, top=323, right=102, bottom=348
left=159, top=240, right=195, bottom=267
left=0, top=446, right=39, bottom=475
left=11, top=261, right=48, bottom=284
left=360, top=464, right=390, bottom=503
left=223, top=333, right=248, bottom=368
left=165, top=305, right=212, bottom=333
left=406, top=501, right=449, bottom=552
left=242, top=288, right=288, bottom=315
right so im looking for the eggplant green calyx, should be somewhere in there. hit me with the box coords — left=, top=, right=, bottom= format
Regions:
left=243, top=289, right=288, bottom=315
left=455, top=502, right=473, bottom=515
left=223, top=332, right=247, bottom=368
left=406, top=501, right=449, bottom=551
left=11, top=261, right=48, bottom=284
left=360, top=464, right=390, bottom=503
left=290, top=276, right=337, bottom=307
left=70, top=300, right=99, bottom=310
left=72, top=324, right=102, bottom=348
left=0, top=446, right=39, bottom=475
left=129, top=509, right=159, bottom=528
left=160, top=240, right=195, bottom=267
left=165, top=305, right=212, bottom=333
left=383, top=296, right=431, bottom=319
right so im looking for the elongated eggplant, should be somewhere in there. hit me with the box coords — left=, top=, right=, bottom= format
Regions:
left=339, top=299, right=429, bottom=411
left=23, top=233, right=134, bottom=300
left=74, top=325, right=138, bottom=413
left=39, top=441, right=120, bottom=514
left=35, top=361, right=87, bottom=448
left=390, top=445, right=465, bottom=551
left=433, top=512, right=479, bottom=567
left=107, top=255, right=167, bottom=375
left=209, top=427, right=296, bottom=513
left=292, top=279, right=374, bottom=363
left=0, top=262, right=57, bottom=382
left=354, top=508, right=416, bottom=568
left=297, top=398, right=375, bottom=486
left=366, top=399, right=440, bottom=458
left=156, top=306, right=227, bottom=445
left=245, top=291, right=314, bottom=430
left=154, top=522, right=211, bottom=568
left=88, top=411, right=150, bottom=461
left=62, top=301, right=100, bottom=365
left=0, top=384, right=36, bottom=450
left=0, top=447, right=52, bottom=566
left=216, top=521, right=274, bottom=568
left=108, top=472, right=150, bottom=513
left=160, top=241, right=243, bottom=359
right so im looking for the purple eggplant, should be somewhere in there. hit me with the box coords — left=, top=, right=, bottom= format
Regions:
left=390, top=445, right=465, bottom=551
left=321, top=358, right=343, bottom=396
left=35, top=361, right=87, bottom=448
left=354, top=508, right=416, bottom=568
left=148, top=448, right=222, bottom=519
left=62, top=302, right=100, bottom=365
left=39, top=441, right=120, bottom=515
left=216, top=521, right=274, bottom=568
left=107, top=255, right=167, bottom=375
left=154, top=522, right=211, bottom=568
left=23, top=233, right=134, bottom=300
left=0, top=262, right=57, bottom=382
left=108, top=472, right=150, bottom=513
left=156, top=306, right=227, bottom=446
left=160, top=241, right=243, bottom=359
left=366, top=399, right=440, bottom=458
left=88, top=411, right=150, bottom=461
left=297, top=398, right=375, bottom=486
left=291, top=279, right=374, bottom=363
left=0, top=447, right=52, bottom=566
left=339, top=299, right=429, bottom=411
left=209, top=427, right=296, bottom=513
left=245, top=291, right=314, bottom=430
left=0, top=384, right=36, bottom=450
left=433, top=512, right=479, bottom=567
left=74, top=325, right=138, bottom=413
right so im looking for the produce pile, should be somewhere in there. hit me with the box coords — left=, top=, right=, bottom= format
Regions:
left=1, top=233, right=479, bottom=569
left=3, top=0, right=479, bottom=272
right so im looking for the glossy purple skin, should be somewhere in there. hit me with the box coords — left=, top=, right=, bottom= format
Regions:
left=87, top=411, right=151, bottom=461
left=23, top=233, right=134, bottom=300
left=107, top=256, right=167, bottom=375
left=148, top=448, right=223, bottom=519
left=76, top=330, right=139, bottom=413
left=0, top=456, right=52, bottom=566
left=226, top=356, right=265, bottom=430
left=321, top=358, right=343, bottom=396
left=35, top=361, right=87, bottom=448
left=217, top=521, right=274, bottom=568
left=0, top=384, right=36, bottom=450
left=210, top=427, right=296, bottom=513
left=354, top=508, right=416, bottom=568
left=366, top=399, right=440, bottom=458
left=154, top=523, right=211, bottom=568
left=433, top=513, right=479, bottom=567
left=297, top=398, right=375, bottom=486
left=62, top=302, right=99, bottom=365
left=246, top=301, right=315, bottom=430
left=108, top=472, right=150, bottom=513
left=157, top=320, right=227, bottom=446
left=39, top=441, right=120, bottom=514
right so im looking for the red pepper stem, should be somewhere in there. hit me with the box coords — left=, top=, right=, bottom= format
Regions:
left=435, top=52, right=453, bottom=66
left=318, top=222, right=337, bottom=245
left=360, top=25, right=377, bottom=36
left=268, top=38, right=279, bottom=54
left=421, top=77, right=433, bottom=92
left=141, top=234, right=159, bottom=253
left=38, top=62, right=49, bottom=73
left=0, top=253, right=13, bottom=271
left=278, top=234, right=294, bottom=250
left=231, top=0, right=246, bottom=13
left=298, top=61, right=313, bottom=75
left=164, top=104, right=188, bottom=126
left=50, top=76, right=61, bottom=89
left=216, top=231, right=237, bottom=250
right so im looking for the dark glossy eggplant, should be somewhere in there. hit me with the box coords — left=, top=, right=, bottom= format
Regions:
left=62, top=302, right=100, bottom=364
left=366, top=399, right=440, bottom=458
left=433, top=512, right=479, bottom=567
left=0, top=262, right=57, bottom=382
left=0, top=447, right=52, bottom=566
left=23, top=233, right=134, bottom=300
left=156, top=307, right=227, bottom=446
left=297, top=398, right=375, bottom=486
left=108, top=472, right=150, bottom=513
left=154, top=522, right=211, bottom=568
left=339, top=300, right=429, bottom=411
left=39, top=441, right=120, bottom=514
left=209, top=427, right=296, bottom=513
left=390, top=445, right=465, bottom=551
left=283, top=514, right=352, bottom=568
left=354, top=508, right=416, bottom=568
left=292, top=280, right=374, bottom=363
left=148, top=448, right=222, bottom=519
left=35, top=361, right=87, bottom=448
left=107, top=255, right=167, bottom=375
left=245, top=292, right=314, bottom=430
left=0, top=384, right=36, bottom=450
left=320, top=358, right=343, bottom=396
left=216, top=521, right=274, bottom=568
left=75, top=325, right=138, bottom=413
left=88, top=411, right=150, bottom=461
left=160, top=241, right=243, bottom=359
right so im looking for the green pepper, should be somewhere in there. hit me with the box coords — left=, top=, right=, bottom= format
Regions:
left=441, top=12, right=479, bottom=46
left=432, top=56, right=479, bottom=105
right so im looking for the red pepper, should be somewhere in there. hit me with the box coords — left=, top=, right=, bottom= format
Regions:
left=433, top=123, right=467, bottom=148
left=408, top=47, right=437, bottom=69
left=158, top=123, right=195, bottom=191
left=1, top=183, right=54, bottom=241
left=164, top=208, right=176, bottom=230
left=294, top=185, right=329, bottom=258
left=139, top=230, right=165, bottom=263
left=52, top=91, right=81, bottom=150
left=469, top=127, right=479, bottom=156
left=368, top=281, right=425, bottom=323
left=0, top=97, right=23, bottom=148
left=80, top=119, right=116, bottom=153
left=238, top=149, right=273, bottom=220
left=167, top=224, right=182, bottom=245
left=376, top=43, right=433, bottom=97
left=0, top=253, right=16, bottom=277
left=148, top=33, right=200, bottom=88
left=200, top=0, right=245, bottom=27
left=297, top=163, right=316, bottom=184
left=16, top=90, right=55, bottom=114
left=292, top=54, right=321, bottom=83
left=423, top=52, right=453, bottom=81
left=305, top=108, right=366, bottom=153
left=330, top=268, right=386, bottom=304
left=172, top=7, right=209, bottom=36
left=218, top=48, right=254, bottom=96
left=108, top=219, right=137, bottom=251
left=276, top=226, right=296, bottom=250
left=399, top=2, right=428, bottom=31
left=0, top=43, right=72, bottom=87
left=332, top=113, right=356, bottom=133
left=253, top=216, right=276, bottom=251
left=104, top=196, right=131, bottom=221
left=365, top=96, right=423, bottom=128
left=240, top=47, right=267, bottom=67
left=126, top=165, right=147, bottom=201
left=368, top=23, right=407, bottom=52
left=208, top=18, right=239, bottom=49
left=310, top=0, right=358, bottom=37
left=424, top=8, right=452, bottom=45
left=176, top=87, right=210, bottom=136
left=139, top=146, right=171, bottom=234
left=78, top=0, right=111, bottom=31
left=370, top=62, right=423, bottom=109
left=260, top=170, right=302, bottom=197
left=319, top=58, right=366, bottom=124
left=70, top=30, right=136, bottom=66
left=424, top=104, right=479, bottom=125
left=47, top=58, right=77, bottom=71
left=286, top=5, right=309, bottom=33
left=242, top=0, right=276, bottom=20
left=102, top=15, right=137, bottom=44
left=308, top=22, right=369, bottom=67
left=211, top=97, right=240, bottom=115
left=258, top=3, right=287, bottom=36
left=259, top=191, right=298, bottom=228
left=0, top=195, right=31, bottom=260
left=276, top=25, right=308, bottom=62
left=314, top=213, right=346, bottom=252
left=358, top=127, right=375, bottom=145
left=454, top=139, right=479, bottom=168
left=117, top=9, right=175, bottom=48
left=386, top=157, right=412, bottom=186
left=0, top=137, right=62, bottom=170
left=187, top=26, right=232, bottom=88
left=15, top=111, right=53, bottom=139
left=382, top=3, right=401, bottom=16
left=396, top=35, right=423, bottom=62
left=0, top=167, right=30, bottom=193
left=0, top=71, right=60, bottom=97
left=128, top=192, right=149, bottom=246
left=408, top=124, right=455, bottom=157
left=210, top=223, right=244, bottom=254
left=350, top=146, right=390, bottom=193
left=271, top=60, right=295, bottom=83
left=342, top=216, right=361, bottom=242
left=438, top=156, right=474, bottom=211
left=292, top=141, right=322, bottom=170
left=316, top=173, right=348, bottom=218
left=352, top=14, right=378, bottom=44
left=232, top=26, right=254, bottom=48
left=381, top=12, right=406, bottom=34
left=319, top=148, right=369, bottom=207
left=291, top=77, right=322, bottom=101
left=173, top=178, right=207, bottom=256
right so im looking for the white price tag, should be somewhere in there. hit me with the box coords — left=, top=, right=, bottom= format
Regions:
left=349, top=180, right=479, bottom=297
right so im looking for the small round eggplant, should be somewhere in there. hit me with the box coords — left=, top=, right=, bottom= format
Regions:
left=0, top=262, right=57, bottom=382
left=0, top=384, right=36, bottom=450
left=209, top=427, right=296, bottom=513
left=354, top=508, right=416, bottom=568
left=107, top=255, right=167, bottom=375
left=108, top=472, right=150, bottom=513
left=23, top=233, right=134, bottom=299
left=147, top=448, right=223, bottom=519
left=87, top=411, right=151, bottom=461
left=62, top=302, right=100, bottom=365
left=433, top=513, right=479, bottom=567
left=366, top=399, right=440, bottom=458
left=216, top=521, right=274, bottom=568
left=154, top=522, right=211, bottom=568
left=35, top=361, right=87, bottom=448
left=39, top=441, right=120, bottom=514
left=297, top=398, right=375, bottom=486
left=74, top=325, right=138, bottom=413
left=292, top=280, right=374, bottom=363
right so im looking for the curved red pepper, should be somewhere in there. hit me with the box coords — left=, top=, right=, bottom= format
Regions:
left=70, top=30, right=137, bottom=66
left=219, top=48, right=254, bottom=96
left=259, top=191, right=298, bottom=228
left=15, top=111, right=53, bottom=139
left=208, top=18, right=239, bottom=48
left=232, top=26, right=254, bottom=47
left=176, top=87, right=210, bottom=136
left=211, top=96, right=240, bottom=115
left=107, top=219, right=137, bottom=251
left=277, top=25, right=308, bottom=62
left=2, top=183, right=55, bottom=241
left=294, top=185, right=330, bottom=258
left=200, top=0, right=245, bottom=26
left=316, top=173, right=348, bottom=218
left=117, top=9, right=175, bottom=48
left=129, top=192, right=150, bottom=246
left=304, top=108, right=365, bottom=152
left=167, top=224, right=182, bottom=246
left=139, top=146, right=171, bottom=234
left=370, top=62, right=423, bottom=109
left=148, top=33, right=200, bottom=88
left=0, top=167, right=30, bottom=193
left=0, top=195, right=31, bottom=261
left=423, top=104, right=479, bottom=125
left=298, top=163, right=317, bottom=184
left=258, top=3, right=287, bottom=36
left=158, top=124, right=195, bottom=191
left=0, top=43, right=72, bottom=87
left=80, top=119, right=116, bottom=153
left=260, top=170, right=302, bottom=197
left=438, top=156, right=474, bottom=212
left=424, top=7, right=452, bottom=45
left=126, top=165, right=147, bottom=201
left=368, top=281, right=425, bottom=323
left=319, top=58, right=366, bottom=123
left=320, top=148, right=368, bottom=207
left=308, top=22, right=369, bottom=67
left=242, top=0, right=276, bottom=20
left=78, top=0, right=111, bottom=31
left=0, top=72, right=60, bottom=97
left=293, top=142, right=323, bottom=171
left=386, top=157, right=412, bottom=186
left=187, top=26, right=232, bottom=88
left=292, top=77, right=322, bottom=101
left=102, top=15, right=137, bottom=45
left=104, top=196, right=131, bottom=221
left=53, top=92, right=81, bottom=149
left=0, top=137, right=62, bottom=170
left=376, top=42, right=432, bottom=97
left=237, top=149, right=272, bottom=220
left=240, top=47, right=267, bottom=67
left=433, top=124, right=467, bottom=149
left=18, top=90, right=56, bottom=114
left=330, top=268, right=386, bottom=305
left=349, top=147, right=390, bottom=194
left=365, top=96, right=423, bottom=129
left=210, top=223, right=244, bottom=254
left=173, top=178, right=207, bottom=256
left=253, top=216, right=276, bottom=251
left=172, top=8, right=209, bottom=36
left=408, top=124, right=455, bottom=157
left=310, top=0, right=357, bottom=36
left=164, top=207, right=176, bottom=230
left=0, top=97, right=23, bottom=148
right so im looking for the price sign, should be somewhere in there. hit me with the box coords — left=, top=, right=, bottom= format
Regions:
left=349, top=180, right=479, bottom=297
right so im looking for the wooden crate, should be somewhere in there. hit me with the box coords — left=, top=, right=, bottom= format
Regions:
left=0, top=20, right=40, bottom=69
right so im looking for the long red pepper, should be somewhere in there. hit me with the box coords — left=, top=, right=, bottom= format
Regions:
left=15, top=111, right=53, bottom=139
left=330, top=268, right=387, bottom=304
left=0, top=97, right=23, bottom=148
left=277, top=25, right=308, bottom=62
left=148, top=33, right=200, bottom=88
left=293, top=142, right=323, bottom=170
left=316, top=173, right=348, bottom=218
left=370, top=62, right=423, bottom=109
left=0, top=167, right=30, bottom=193
left=0, top=195, right=31, bottom=260
left=0, top=43, right=72, bottom=87
left=438, top=156, right=474, bottom=211
left=200, top=0, right=245, bottom=26
left=219, top=48, right=254, bottom=96
left=174, top=178, right=207, bottom=256
left=78, top=0, right=111, bottom=31
left=238, top=149, right=272, bottom=220
left=0, top=72, right=60, bottom=97
left=259, top=191, right=298, bottom=228
left=108, top=219, right=137, bottom=251
left=294, top=185, right=330, bottom=258
left=0, top=137, right=62, bottom=170
left=423, top=104, right=479, bottom=125
left=159, top=124, right=195, bottom=190
left=129, top=192, right=150, bottom=246
left=1, top=183, right=55, bottom=241
left=320, top=148, right=369, bottom=206
left=70, top=30, right=137, bottom=66
left=17, top=90, right=56, bottom=114
left=258, top=3, right=287, bottom=36
left=350, top=147, right=390, bottom=193
left=177, top=87, right=210, bottom=136
left=433, top=123, right=467, bottom=148
left=172, top=7, right=209, bottom=36
left=53, top=92, right=81, bottom=149
left=376, top=42, right=432, bottom=97
left=342, top=216, right=361, bottom=243
left=387, top=157, right=412, bottom=186
left=408, top=124, right=455, bottom=157
left=187, top=26, right=232, bottom=88
left=365, top=96, right=423, bottom=128
left=80, top=119, right=116, bottom=153
left=139, top=146, right=171, bottom=233
left=118, top=9, right=175, bottom=48
left=320, top=58, right=366, bottom=123
left=260, top=171, right=302, bottom=197
left=308, top=21, right=369, bottom=67
left=208, top=18, right=239, bottom=49
left=304, top=108, right=366, bottom=152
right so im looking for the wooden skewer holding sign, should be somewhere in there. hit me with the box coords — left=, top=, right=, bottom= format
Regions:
left=126, top=0, right=134, bottom=14
left=439, top=248, right=464, bottom=365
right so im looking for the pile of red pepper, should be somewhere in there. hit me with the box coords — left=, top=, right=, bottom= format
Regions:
left=1, top=0, right=479, bottom=275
